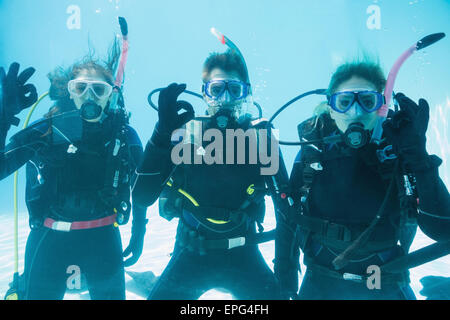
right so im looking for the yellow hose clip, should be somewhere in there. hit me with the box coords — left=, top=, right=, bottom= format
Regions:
left=246, top=184, right=255, bottom=195
left=5, top=293, right=18, bottom=300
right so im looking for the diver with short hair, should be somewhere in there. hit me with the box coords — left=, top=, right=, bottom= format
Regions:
left=0, top=39, right=146, bottom=299
left=133, top=47, right=293, bottom=300
left=276, top=59, right=450, bottom=299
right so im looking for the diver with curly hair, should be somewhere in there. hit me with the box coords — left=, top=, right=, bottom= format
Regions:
left=0, top=40, right=146, bottom=299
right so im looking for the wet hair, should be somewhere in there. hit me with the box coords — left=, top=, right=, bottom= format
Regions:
left=313, top=57, right=386, bottom=117
left=202, top=49, right=249, bottom=83
left=327, top=58, right=386, bottom=96
left=45, top=38, right=121, bottom=116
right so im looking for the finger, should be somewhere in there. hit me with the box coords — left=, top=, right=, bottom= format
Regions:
left=391, top=110, right=409, bottom=129
left=177, top=111, right=195, bottom=127
left=418, top=98, right=429, bottom=115
left=174, top=83, right=187, bottom=97
left=382, top=119, right=399, bottom=138
left=158, top=83, right=178, bottom=112
left=176, top=100, right=194, bottom=114
left=123, top=255, right=139, bottom=267
left=123, top=245, right=132, bottom=257
left=418, top=98, right=430, bottom=133
left=17, top=66, right=36, bottom=85
left=6, top=62, right=20, bottom=84
left=395, top=92, right=418, bottom=119
left=166, top=83, right=186, bottom=106
left=164, top=82, right=180, bottom=99
left=20, top=84, right=38, bottom=107
left=158, top=87, right=169, bottom=114
left=175, top=101, right=195, bottom=126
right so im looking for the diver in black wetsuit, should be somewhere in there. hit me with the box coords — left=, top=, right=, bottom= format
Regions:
left=133, top=49, right=294, bottom=300
left=276, top=60, right=450, bottom=300
left=0, top=55, right=146, bottom=299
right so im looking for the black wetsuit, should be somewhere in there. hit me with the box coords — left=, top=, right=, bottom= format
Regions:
left=133, top=118, right=292, bottom=300
left=0, top=110, right=144, bottom=300
left=287, top=114, right=450, bottom=300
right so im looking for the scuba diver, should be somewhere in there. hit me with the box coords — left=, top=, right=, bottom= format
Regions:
left=276, top=58, right=450, bottom=300
left=0, top=37, right=146, bottom=299
left=133, top=42, right=294, bottom=299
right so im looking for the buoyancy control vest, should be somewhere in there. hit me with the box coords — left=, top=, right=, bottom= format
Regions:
left=158, top=117, right=278, bottom=239
left=292, top=113, right=419, bottom=257
left=25, top=119, right=134, bottom=227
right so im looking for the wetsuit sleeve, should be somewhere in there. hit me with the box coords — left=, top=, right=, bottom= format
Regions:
left=413, top=155, right=450, bottom=241
left=131, top=128, right=176, bottom=208
left=265, top=139, right=300, bottom=296
left=0, top=124, right=46, bottom=180
left=126, top=125, right=147, bottom=222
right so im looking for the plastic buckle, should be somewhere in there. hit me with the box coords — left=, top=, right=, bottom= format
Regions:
left=343, top=273, right=364, bottom=283
left=376, top=145, right=397, bottom=163
left=67, top=144, right=78, bottom=154
left=228, top=237, right=246, bottom=249
left=51, top=221, right=72, bottom=232
left=310, top=162, right=323, bottom=171
left=324, top=222, right=351, bottom=242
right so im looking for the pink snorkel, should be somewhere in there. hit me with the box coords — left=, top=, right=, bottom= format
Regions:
left=109, top=17, right=129, bottom=113
left=370, top=32, right=445, bottom=144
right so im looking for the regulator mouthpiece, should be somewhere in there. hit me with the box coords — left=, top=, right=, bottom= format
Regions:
left=343, top=122, right=369, bottom=149
left=80, top=101, right=102, bottom=120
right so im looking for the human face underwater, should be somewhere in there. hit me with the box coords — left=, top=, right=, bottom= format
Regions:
left=203, top=68, right=249, bottom=120
left=68, top=69, right=113, bottom=122
left=328, top=76, right=381, bottom=133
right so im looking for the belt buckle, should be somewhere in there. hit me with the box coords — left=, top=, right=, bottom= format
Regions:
left=228, top=237, right=246, bottom=249
left=52, top=221, right=72, bottom=232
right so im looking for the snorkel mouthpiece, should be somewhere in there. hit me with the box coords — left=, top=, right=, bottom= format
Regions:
left=416, top=33, right=445, bottom=50
left=118, top=16, right=128, bottom=37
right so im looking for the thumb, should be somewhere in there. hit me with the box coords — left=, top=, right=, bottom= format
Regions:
left=123, top=255, right=138, bottom=267
left=417, top=98, right=430, bottom=133
left=123, top=244, right=133, bottom=257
